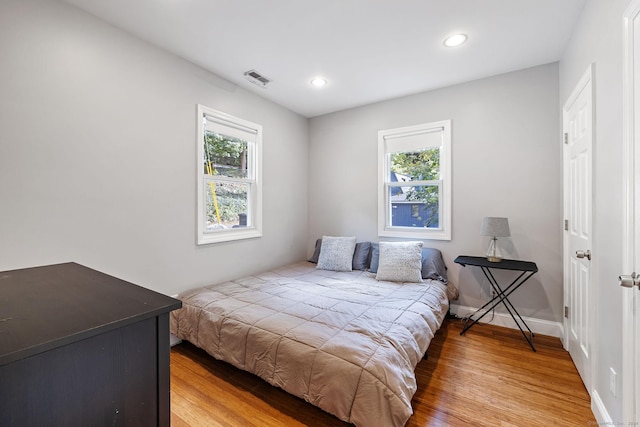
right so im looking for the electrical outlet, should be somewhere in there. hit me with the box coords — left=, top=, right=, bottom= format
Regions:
left=609, top=367, right=617, bottom=397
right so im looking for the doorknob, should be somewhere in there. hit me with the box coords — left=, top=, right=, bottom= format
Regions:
left=576, top=250, right=591, bottom=260
left=619, top=272, right=640, bottom=289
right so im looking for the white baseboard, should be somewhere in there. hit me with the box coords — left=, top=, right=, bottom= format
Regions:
left=449, top=304, right=563, bottom=338
left=170, top=333, right=182, bottom=347
left=591, top=389, right=613, bottom=425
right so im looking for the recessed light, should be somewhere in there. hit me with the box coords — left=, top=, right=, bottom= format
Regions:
left=311, top=77, right=327, bottom=87
left=443, top=34, right=467, bottom=47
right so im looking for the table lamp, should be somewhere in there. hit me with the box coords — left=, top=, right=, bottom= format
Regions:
left=480, top=217, right=510, bottom=262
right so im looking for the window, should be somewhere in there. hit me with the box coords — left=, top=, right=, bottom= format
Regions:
left=378, top=120, right=451, bottom=240
left=197, top=105, right=262, bottom=244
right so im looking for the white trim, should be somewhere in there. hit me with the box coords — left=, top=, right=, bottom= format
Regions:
left=169, top=333, right=182, bottom=347
left=377, top=120, right=452, bottom=240
left=622, top=1, right=640, bottom=423
left=563, top=65, right=593, bottom=109
left=196, top=105, right=263, bottom=245
left=449, top=304, right=563, bottom=338
left=591, top=389, right=614, bottom=427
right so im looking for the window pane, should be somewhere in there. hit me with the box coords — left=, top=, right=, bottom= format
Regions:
left=204, top=130, right=249, bottom=178
left=378, top=119, right=450, bottom=240
left=205, top=180, right=250, bottom=231
left=389, top=147, right=440, bottom=181
left=389, top=185, right=439, bottom=228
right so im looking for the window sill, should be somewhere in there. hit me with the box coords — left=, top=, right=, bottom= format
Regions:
left=379, top=227, right=451, bottom=241
left=197, top=227, right=262, bottom=245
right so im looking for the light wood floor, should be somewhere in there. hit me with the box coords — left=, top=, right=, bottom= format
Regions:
left=170, top=318, right=595, bottom=426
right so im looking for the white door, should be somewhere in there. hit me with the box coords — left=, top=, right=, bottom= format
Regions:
left=563, top=65, right=594, bottom=394
left=622, top=1, right=640, bottom=423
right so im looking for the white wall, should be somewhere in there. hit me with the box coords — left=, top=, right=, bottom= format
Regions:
left=0, top=0, right=309, bottom=296
left=559, top=0, right=630, bottom=422
left=309, top=63, right=562, bottom=323
left=2, top=0, right=624, bottom=421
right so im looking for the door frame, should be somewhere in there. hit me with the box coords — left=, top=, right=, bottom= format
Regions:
left=622, top=0, right=640, bottom=422
left=562, top=64, right=595, bottom=396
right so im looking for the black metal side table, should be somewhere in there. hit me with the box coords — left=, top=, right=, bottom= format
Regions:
left=454, top=255, right=539, bottom=351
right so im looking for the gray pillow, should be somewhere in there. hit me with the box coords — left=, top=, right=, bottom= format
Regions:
left=316, top=236, right=357, bottom=272
left=309, top=239, right=372, bottom=270
left=308, top=238, right=322, bottom=263
left=375, top=241, right=423, bottom=283
left=421, top=247, right=448, bottom=283
left=352, top=241, right=372, bottom=270
left=369, top=242, right=380, bottom=273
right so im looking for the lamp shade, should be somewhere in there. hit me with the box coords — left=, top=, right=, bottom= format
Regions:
left=480, top=217, right=510, bottom=237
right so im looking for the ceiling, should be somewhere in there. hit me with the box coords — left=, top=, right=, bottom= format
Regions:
left=61, top=0, right=587, bottom=118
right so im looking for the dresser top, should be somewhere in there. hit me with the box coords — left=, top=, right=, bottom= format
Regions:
left=0, top=262, right=181, bottom=365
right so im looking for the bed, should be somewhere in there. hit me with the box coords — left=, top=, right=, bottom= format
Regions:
left=170, top=238, right=457, bottom=427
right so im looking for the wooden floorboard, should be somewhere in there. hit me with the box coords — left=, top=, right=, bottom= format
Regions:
left=170, top=317, right=595, bottom=426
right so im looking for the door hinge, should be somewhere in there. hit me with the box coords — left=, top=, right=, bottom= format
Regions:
left=564, top=132, right=568, bottom=144
left=564, top=219, right=568, bottom=231
left=564, top=306, right=569, bottom=318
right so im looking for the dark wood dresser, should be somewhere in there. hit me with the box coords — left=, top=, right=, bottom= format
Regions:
left=0, top=262, right=182, bottom=426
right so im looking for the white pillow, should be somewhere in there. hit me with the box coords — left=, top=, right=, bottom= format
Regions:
left=375, top=241, right=423, bottom=283
left=316, top=236, right=357, bottom=272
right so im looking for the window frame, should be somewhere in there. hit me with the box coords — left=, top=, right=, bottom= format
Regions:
left=377, top=120, right=452, bottom=240
left=196, top=105, right=263, bottom=245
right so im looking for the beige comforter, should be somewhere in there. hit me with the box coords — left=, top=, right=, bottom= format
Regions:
left=170, top=261, right=449, bottom=427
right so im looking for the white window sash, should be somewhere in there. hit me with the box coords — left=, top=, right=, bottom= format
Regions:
left=378, top=120, right=451, bottom=240
left=204, top=175, right=256, bottom=185
left=384, top=182, right=444, bottom=231
left=386, top=180, right=441, bottom=188
left=202, top=129, right=256, bottom=181
left=197, top=105, right=262, bottom=245
left=202, top=177, right=256, bottom=235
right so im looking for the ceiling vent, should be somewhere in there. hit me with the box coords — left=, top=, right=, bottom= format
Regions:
left=244, top=70, right=271, bottom=88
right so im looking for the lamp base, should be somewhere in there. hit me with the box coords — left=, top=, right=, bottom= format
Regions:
left=486, top=237, right=503, bottom=262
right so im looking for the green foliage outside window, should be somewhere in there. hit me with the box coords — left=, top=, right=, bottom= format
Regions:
left=204, top=131, right=247, bottom=178
left=390, top=148, right=440, bottom=228
left=391, top=148, right=440, bottom=181
left=204, top=131, right=248, bottom=226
